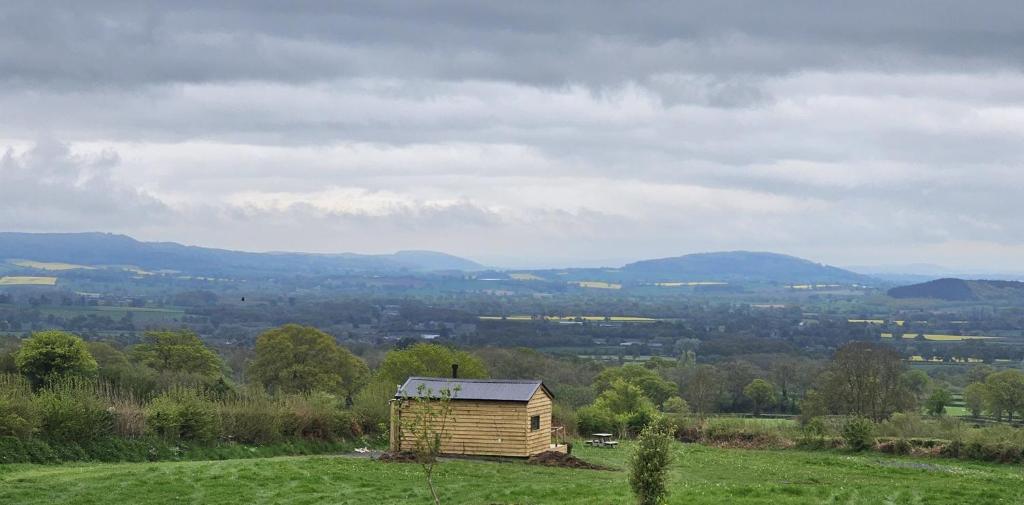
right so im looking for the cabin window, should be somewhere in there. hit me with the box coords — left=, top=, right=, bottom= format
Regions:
left=530, top=415, right=541, bottom=431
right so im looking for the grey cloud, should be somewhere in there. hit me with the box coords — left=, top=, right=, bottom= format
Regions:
left=0, top=139, right=170, bottom=230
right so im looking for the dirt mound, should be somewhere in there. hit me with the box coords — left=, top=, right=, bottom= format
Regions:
left=377, top=451, right=418, bottom=463
left=527, top=451, right=614, bottom=471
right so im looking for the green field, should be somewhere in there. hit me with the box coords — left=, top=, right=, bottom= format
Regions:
left=2, top=444, right=1022, bottom=504
left=35, top=305, right=185, bottom=324
left=9, top=260, right=95, bottom=271
left=0, top=276, right=58, bottom=286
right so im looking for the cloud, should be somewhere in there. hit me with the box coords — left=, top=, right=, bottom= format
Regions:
left=1, top=2, right=1023, bottom=269
left=0, top=139, right=170, bottom=231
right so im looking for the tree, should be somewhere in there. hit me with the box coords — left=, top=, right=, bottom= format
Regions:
left=824, top=342, right=911, bottom=421
left=682, top=365, right=721, bottom=418
left=400, top=383, right=459, bottom=505
left=901, top=369, right=932, bottom=404
left=130, top=331, right=223, bottom=380
left=377, top=343, right=487, bottom=387
left=629, top=419, right=675, bottom=505
left=594, top=379, right=658, bottom=437
left=15, top=331, right=97, bottom=386
left=925, top=388, right=952, bottom=416
left=983, top=370, right=1024, bottom=421
left=662, top=396, right=689, bottom=414
left=593, top=364, right=677, bottom=407
left=963, top=382, right=988, bottom=418
left=743, top=379, right=776, bottom=417
left=249, top=324, right=369, bottom=399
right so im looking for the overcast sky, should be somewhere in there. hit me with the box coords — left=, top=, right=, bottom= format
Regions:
left=2, top=1, right=1024, bottom=269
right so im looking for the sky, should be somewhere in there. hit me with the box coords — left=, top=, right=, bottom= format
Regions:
left=2, top=1, right=1024, bottom=269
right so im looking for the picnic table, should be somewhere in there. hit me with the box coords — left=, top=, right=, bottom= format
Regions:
left=588, top=433, right=619, bottom=448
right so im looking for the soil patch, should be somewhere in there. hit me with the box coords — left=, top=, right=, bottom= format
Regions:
left=526, top=451, right=615, bottom=471
left=376, top=451, right=418, bottom=463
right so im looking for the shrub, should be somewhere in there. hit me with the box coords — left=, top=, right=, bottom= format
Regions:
left=145, top=388, right=220, bottom=442
left=629, top=420, right=675, bottom=505
left=352, top=379, right=393, bottom=434
left=552, top=402, right=577, bottom=437
left=15, top=331, right=97, bottom=386
left=662, top=397, right=689, bottom=414
left=0, top=374, right=40, bottom=438
left=842, top=417, right=875, bottom=452
left=34, top=378, right=113, bottom=443
left=281, top=392, right=354, bottom=440
left=219, top=390, right=283, bottom=444
left=575, top=405, right=616, bottom=436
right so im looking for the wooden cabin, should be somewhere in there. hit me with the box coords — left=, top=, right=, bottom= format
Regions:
left=389, top=376, right=564, bottom=458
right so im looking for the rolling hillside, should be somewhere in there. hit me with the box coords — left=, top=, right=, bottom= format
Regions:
left=0, top=232, right=484, bottom=276
left=619, top=251, right=872, bottom=284
left=888, top=278, right=1024, bottom=301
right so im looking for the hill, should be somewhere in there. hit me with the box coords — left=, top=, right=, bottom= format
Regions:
left=888, top=278, right=1024, bottom=301
left=619, top=251, right=872, bottom=284
left=0, top=232, right=484, bottom=276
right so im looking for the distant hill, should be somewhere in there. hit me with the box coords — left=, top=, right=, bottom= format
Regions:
left=0, top=232, right=484, bottom=276
left=888, top=278, right=1024, bottom=301
left=620, top=251, right=872, bottom=284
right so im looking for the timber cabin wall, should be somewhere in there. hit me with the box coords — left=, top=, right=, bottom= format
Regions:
left=397, top=400, right=531, bottom=457
left=525, top=388, right=553, bottom=455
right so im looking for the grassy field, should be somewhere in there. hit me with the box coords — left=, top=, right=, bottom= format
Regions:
left=0, top=276, right=58, bottom=286
left=479, top=315, right=659, bottom=323
left=1, top=443, right=1022, bottom=504
left=35, top=305, right=186, bottom=324
left=9, top=260, right=95, bottom=271
left=571, top=281, right=622, bottom=290
left=882, top=333, right=999, bottom=342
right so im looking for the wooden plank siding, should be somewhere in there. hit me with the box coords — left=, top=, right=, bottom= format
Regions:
left=393, top=388, right=553, bottom=457
left=525, top=388, right=553, bottom=455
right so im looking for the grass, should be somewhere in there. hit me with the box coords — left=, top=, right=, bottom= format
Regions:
left=479, top=315, right=659, bottom=323
left=9, top=260, right=95, bottom=271
left=34, top=306, right=185, bottom=324
left=0, top=276, right=58, bottom=286
left=2, top=443, right=1022, bottom=504
left=571, top=281, right=622, bottom=290
left=509, top=273, right=546, bottom=281
left=882, top=333, right=999, bottom=342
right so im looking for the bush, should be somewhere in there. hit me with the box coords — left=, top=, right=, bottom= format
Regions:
left=281, top=392, right=354, bottom=441
left=219, top=390, right=283, bottom=444
left=629, top=420, right=675, bottom=505
left=34, top=378, right=113, bottom=443
left=0, top=374, right=40, bottom=438
left=842, top=417, right=875, bottom=452
left=575, top=405, right=616, bottom=435
left=352, top=379, right=392, bottom=434
left=145, top=388, right=220, bottom=442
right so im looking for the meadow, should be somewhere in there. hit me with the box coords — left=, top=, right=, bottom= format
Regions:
left=9, top=260, right=95, bottom=271
left=1, top=443, right=1022, bottom=504
left=0, top=276, right=58, bottom=286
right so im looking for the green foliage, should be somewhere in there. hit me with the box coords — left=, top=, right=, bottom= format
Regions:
left=842, top=417, right=875, bottom=452
left=925, top=388, right=952, bottom=415
left=963, top=382, right=987, bottom=417
left=145, top=388, right=220, bottom=442
left=249, top=325, right=369, bottom=398
left=15, top=331, right=97, bottom=386
left=628, top=420, right=675, bottom=505
left=219, top=389, right=283, bottom=444
left=0, top=374, right=39, bottom=438
left=594, top=364, right=677, bottom=406
left=743, top=379, right=776, bottom=416
left=34, top=378, right=113, bottom=443
left=662, top=396, right=689, bottom=414
left=352, top=378, right=394, bottom=433
left=377, top=343, right=487, bottom=387
left=590, top=379, right=659, bottom=436
left=983, top=370, right=1024, bottom=421
left=281, top=391, right=354, bottom=441
left=575, top=404, right=617, bottom=435
left=130, top=330, right=224, bottom=381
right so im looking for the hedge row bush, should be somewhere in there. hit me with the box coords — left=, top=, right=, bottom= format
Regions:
left=0, top=374, right=362, bottom=451
left=0, top=435, right=354, bottom=465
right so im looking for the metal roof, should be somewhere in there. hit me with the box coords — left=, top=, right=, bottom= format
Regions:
left=395, top=377, right=552, bottom=402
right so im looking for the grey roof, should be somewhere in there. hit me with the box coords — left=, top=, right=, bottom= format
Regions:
left=395, top=377, right=551, bottom=402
